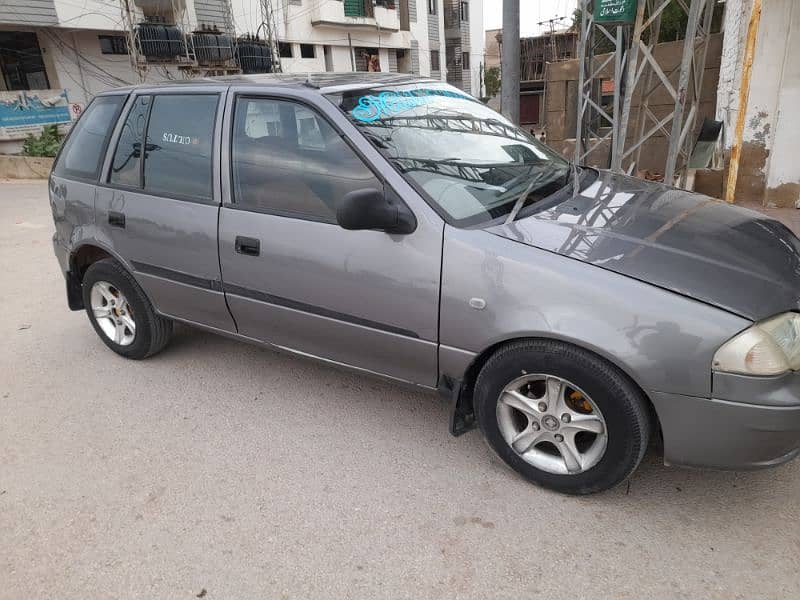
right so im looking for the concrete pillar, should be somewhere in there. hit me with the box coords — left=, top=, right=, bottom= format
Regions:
left=500, top=0, right=520, bottom=124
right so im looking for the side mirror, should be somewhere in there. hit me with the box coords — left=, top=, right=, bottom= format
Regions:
left=336, top=188, right=416, bottom=234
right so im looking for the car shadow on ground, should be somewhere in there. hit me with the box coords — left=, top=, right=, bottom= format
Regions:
left=161, top=323, right=799, bottom=510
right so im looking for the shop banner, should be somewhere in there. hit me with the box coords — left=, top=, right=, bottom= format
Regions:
left=0, top=89, right=71, bottom=141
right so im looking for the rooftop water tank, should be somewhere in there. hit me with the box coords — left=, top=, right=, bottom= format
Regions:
left=192, top=26, right=234, bottom=65
left=136, top=22, right=185, bottom=59
left=235, top=36, right=274, bottom=74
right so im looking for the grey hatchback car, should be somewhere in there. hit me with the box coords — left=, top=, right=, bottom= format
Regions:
left=50, top=73, right=800, bottom=494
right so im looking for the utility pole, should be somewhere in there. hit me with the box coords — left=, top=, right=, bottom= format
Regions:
left=537, top=16, right=568, bottom=64
left=725, top=0, right=762, bottom=202
left=348, top=33, right=355, bottom=71
left=500, top=0, right=520, bottom=124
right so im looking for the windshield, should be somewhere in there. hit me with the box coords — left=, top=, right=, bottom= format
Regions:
left=326, top=83, right=572, bottom=227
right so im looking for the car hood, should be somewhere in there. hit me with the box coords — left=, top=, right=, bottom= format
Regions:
left=487, top=171, right=800, bottom=321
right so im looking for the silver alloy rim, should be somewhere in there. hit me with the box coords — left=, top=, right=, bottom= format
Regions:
left=90, top=281, right=136, bottom=346
left=496, top=374, right=607, bottom=475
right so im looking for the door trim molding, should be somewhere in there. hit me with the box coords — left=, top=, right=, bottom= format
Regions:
left=130, top=261, right=421, bottom=340
left=131, top=261, right=223, bottom=292
left=223, top=283, right=421, bottom=339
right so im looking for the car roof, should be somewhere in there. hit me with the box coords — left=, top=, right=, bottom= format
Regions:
left=103, top=73, right=438, bottom=96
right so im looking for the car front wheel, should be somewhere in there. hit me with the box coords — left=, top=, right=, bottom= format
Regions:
left=474, top=339, right=652, bottom=495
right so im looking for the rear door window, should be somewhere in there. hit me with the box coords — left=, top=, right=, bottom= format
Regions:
left=108, top=93, right=218, bottom=201
left=53, top=95, right=125, bottom=181
left=143, top=94, right=218, bottom=201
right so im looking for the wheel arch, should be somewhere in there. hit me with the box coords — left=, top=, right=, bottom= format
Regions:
left=458, top=335, right=662, bottom=437
left=67, top=242, right=136, bottom=310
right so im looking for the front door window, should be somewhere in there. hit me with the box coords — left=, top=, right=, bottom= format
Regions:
left=230, top=96, right=381, bottom=222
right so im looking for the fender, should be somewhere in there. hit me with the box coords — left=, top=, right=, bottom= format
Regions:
left=67, top=236, right=141, bottom=310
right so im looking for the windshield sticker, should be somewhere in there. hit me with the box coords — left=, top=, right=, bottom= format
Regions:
left=351, top=89, right=474, bottom=123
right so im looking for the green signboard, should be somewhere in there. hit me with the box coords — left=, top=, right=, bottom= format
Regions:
left=594, top=0, right=638, bottom=24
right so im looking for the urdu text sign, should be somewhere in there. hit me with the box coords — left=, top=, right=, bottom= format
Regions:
left=594, top=0, right=638, bottom=24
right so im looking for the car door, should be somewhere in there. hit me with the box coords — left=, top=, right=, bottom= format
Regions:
left=218, top=91, right=442, bottom=386
left=95, top=89, right=235, bottom=332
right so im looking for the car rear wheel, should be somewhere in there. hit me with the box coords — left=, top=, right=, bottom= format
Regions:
left=82, top=258, right=172, bottom=359
left=474, top=339, right=651, bottom=495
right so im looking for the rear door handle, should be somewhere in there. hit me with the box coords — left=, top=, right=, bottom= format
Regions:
left=108, top=211, right=126, bottom=228
left=235, top=236, right=260, bottom=256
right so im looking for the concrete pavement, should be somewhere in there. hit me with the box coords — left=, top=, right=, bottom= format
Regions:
left=1, top=180, right=799, bottom=599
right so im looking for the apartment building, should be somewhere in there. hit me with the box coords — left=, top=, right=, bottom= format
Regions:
left=0, top=0, right=483, bottom=151
left=246, top=0, right=483, bottom=97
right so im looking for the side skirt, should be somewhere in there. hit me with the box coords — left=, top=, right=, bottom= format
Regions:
left=159, top=311, right=439, bottom=394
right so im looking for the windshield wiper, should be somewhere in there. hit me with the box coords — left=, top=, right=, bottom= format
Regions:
left=361, top=129, right=392, bottom=150
left=390, top=156, right=464, bottom=163
left=504, top=172, right=553, bottom=224
left=570, top=160, right=582, bottom=199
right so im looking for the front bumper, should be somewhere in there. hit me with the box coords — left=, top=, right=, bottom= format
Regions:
left=651, top=373, right=800, bottom=470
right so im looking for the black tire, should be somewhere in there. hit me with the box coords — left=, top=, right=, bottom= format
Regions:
left=474, top=339, right=651, bottom=495
left=81, top=258, right=173, bottom=359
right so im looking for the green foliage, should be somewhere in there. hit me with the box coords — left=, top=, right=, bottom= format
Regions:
left=484, top=66, right=501, bottom=98
left=659, top=2, right=691, bottom=41
left=22, top=125, right=64, bottom=158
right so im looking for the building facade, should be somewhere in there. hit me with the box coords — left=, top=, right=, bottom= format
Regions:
left=482, top=27, right=577, bottom=128
left=0, top=0, right=484, bottom=151
left=717, top=0, right=800, bottom=207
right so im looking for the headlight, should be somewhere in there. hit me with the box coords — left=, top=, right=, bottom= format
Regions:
left=713, top=312, right=800, bottom=376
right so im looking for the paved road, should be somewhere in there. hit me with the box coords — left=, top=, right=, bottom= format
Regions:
left=2, top=180, right=799, bottom=599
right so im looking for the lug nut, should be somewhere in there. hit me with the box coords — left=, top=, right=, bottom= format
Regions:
left=561, top=414, right=571, bottom=423
left=554, top=434, right=564, bottom=442
left=538, top=402, right=548, bottom=412
left=531, top=422, right=540, bottom=431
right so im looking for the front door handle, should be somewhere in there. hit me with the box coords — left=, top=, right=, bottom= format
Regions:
left=235, top=236, right=260, bottom=256
left=108, top=211, right=126, bottom=228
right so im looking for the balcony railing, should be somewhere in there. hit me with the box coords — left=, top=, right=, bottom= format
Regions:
left=344, top=0, right=373, bottom=18
left=313, top=0, right=399, bottom=30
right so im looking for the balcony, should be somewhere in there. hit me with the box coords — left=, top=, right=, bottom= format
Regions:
left=311, top=0, right=400, bottom=32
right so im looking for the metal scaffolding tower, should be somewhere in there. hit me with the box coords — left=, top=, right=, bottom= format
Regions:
left=258, top=0, right=283, bottom=73
left=119, top=0, right=145, bottom=82
left=575, top=0, right=717, bottom=186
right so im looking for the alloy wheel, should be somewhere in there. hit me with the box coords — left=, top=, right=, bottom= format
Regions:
left=496, top=374, right=608, bottom=475
left=90, top=280, right=136, bottom=346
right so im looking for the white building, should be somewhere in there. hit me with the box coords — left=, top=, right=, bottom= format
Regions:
left=0, top=0, right=484, bottom=151
left=233, top=0, right=484, bottom=98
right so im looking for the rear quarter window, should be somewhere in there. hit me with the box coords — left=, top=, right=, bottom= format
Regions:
left=53, top=95, right=125, bottom=181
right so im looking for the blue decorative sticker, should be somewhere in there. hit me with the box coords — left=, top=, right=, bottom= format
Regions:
left=351, top=89, right=474, bottom=123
